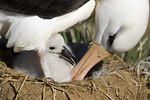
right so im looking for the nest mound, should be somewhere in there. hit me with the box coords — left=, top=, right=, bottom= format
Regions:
left=0, top=55, right=149, bottom=100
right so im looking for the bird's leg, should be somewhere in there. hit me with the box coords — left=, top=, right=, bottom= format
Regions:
left=71, top=43, right=111, bottom=80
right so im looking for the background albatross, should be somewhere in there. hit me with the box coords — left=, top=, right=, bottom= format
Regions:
left=72, top=0, right=149, bottom=80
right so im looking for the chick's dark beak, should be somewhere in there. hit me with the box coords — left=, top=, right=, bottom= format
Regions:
left=59, top=46, right=77, bottom=66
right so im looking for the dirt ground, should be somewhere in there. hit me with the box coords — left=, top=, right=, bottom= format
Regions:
left=0, top=55, right=149, bottom=100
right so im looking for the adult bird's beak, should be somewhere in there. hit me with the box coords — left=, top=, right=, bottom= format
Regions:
left=59, top=46, right=77, bottom=66
left=71, top=43, right=111, bottom=80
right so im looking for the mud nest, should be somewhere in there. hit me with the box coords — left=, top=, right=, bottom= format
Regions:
left=0, top=55, right=149, bottom=100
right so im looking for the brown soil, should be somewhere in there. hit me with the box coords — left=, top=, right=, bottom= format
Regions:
left=0, top=55, right=149, bottom=100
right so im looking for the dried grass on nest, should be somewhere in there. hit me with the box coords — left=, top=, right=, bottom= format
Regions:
left=0, top=56, right=149, bottom=100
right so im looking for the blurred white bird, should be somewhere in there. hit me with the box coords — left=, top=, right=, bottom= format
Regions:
left=13, top=34, right=76, bottom=82
left=72, top=0, right=149, bottom=80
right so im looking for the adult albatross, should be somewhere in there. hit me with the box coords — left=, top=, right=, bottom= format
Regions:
left=72, top=0, right=149, bottom=80
left=0, top=0, right=95, bottom=52
left=0, top=0, right=95, bottom=79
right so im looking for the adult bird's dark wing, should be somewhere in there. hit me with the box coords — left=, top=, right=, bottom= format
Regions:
left=0, top=0, right=89, bottom=19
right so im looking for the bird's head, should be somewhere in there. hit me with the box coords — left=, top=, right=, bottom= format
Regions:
left=39, top=34, right=77, bottom=82
left=45, top=34, right=76, bottom=66
left=46, top=34, right=65, bottom=53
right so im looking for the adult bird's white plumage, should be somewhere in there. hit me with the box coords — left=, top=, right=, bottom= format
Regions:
left=13, top=34, right=76, bottom=82
left=72, top=0, right=149, bottom=80
left=95, top=0, right=149, bottom=53
left=0, top=0, right=95, bottom=52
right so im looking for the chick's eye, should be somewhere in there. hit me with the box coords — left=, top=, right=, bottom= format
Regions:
left=49, top=47, right=55, bottom=50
